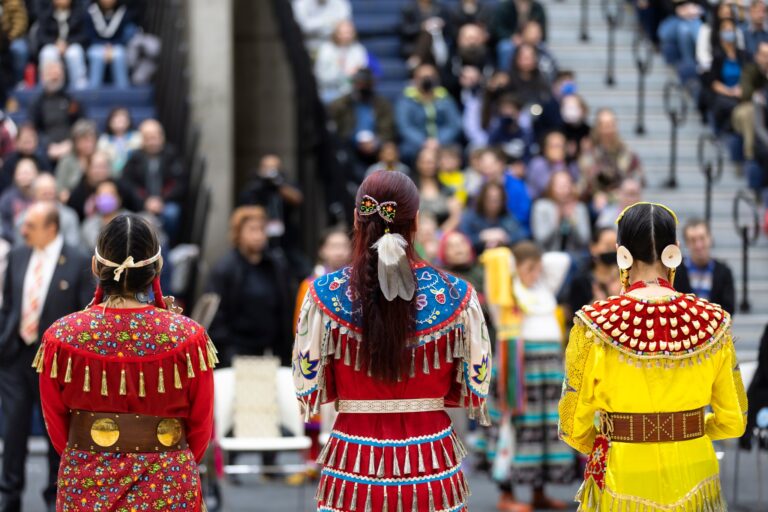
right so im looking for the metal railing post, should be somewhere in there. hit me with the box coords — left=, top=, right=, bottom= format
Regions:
left=663, top=82, right=688, bottom=188
left=633, top=33, right=653, bottom=135
left=732, top=191, right=760, bottom=313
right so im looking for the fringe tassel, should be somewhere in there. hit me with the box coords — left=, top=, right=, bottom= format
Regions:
left=327, top=476, right=336, bottom=505
left=119, top=368, right=127, bottom=395
left=197, top=345, right=207, bottom=372
left=158, top=366, right=166, bottom=393
left=392, top=447, right=401, bottom=476
left=411, top=484, right=418, bottom=512
left=428, top=483, right=435, bottom=512
left=186, top=352, right=195, bottom=378
left=441, top=480, right=450, bottom=509
left=353, top=444, right=362, bottom=473
left=336, top=480, right=346, bottom=508
left=350, top=482, right=359, bottom=511
left=173, top=363, right=182, bottom=389
left=139, top=370, right=146, bottom=397
left=364, top=484, right=372, bottom=512
left=433, top=343, right=440, bottom=370
left=101, top=369, right=108, bottom=396
left=409, top=349, right=416, bottom=378
left=344, top=341, right=351, bottom=366
left=32, top=343, right=45, bottom=372
left=446, top=334, right=453, bottom=362
left=64, top=356, right=72, bottom=383
left=317, top=439, right=331, bottom=465
left=383, top=486, right=389, bottom=512
left=339, top=441, right=349, bottom=469
left=368, top=446, right=375, bottom=476
left=206, top=338, right=219, bottom=368
left=327, top=439, right=339, bottom=467
left=318, top=475, right=329, bottom=501
left=334, top=335, right=342, bottom=360
left=376, top=451, right=386, bottom=477
left=450, top=475, right=460, bottom=505
left=354, top=340, right=362, bottom=371
left=403, top=446, right=411, bottom=474
left=83, top=364, right=91, bottom=392
left=441, top=440, right=453, bottom=466
left=417, top=445, right=426, bottom=473
left=430, top=441, right=439, bottom=470
left=49, top=350, right=58, bottom=379
left=397, top=485, right=403, bottom=512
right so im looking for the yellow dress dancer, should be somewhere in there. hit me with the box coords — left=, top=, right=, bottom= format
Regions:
left=558, top=202, right=747, bottom=512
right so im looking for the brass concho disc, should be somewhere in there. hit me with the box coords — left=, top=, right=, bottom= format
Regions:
left=156, top=418, right=183, bottom=447
left=90, top=418, right=120, bottom=447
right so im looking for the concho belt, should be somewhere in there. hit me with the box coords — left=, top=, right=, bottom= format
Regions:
left=335, top=398, right=445, bottom=414
left=606, top=407, right=705, bottom=443
left=68, top=410, right=188, bottom=452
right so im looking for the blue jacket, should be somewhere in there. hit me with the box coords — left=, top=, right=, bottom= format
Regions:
left=503, top=173, right=532, bottom=235
left=395, top=86, right=462, bottom=160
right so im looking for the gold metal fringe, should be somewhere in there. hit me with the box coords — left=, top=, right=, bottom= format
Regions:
left=100, top=369, right=108, bottom=396
left=49, top=351, right=58, bottom=379
left=64, top=356, right=72, bottom=383
left=174, top=362, right=182, bottom=389
left=139, top=370, right=146, bottom=397
left=119, top=368, right=127, bottom=395
left=186, top=352, right=195, bottom=378
left=158, top=366, right=166, bottom=393
left=83, top=364, right=90, bottom=392
left=31, top=343, right=44, bottom=371
left=197, top=346, right=207, bottom=372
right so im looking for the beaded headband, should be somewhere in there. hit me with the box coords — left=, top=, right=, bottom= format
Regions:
left=615, top=201, right=679, bottom=226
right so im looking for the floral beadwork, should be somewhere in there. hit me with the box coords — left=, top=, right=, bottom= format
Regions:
left=48, top=307, right=201, bottom=357
left=57, top=448, right=201, bottom=511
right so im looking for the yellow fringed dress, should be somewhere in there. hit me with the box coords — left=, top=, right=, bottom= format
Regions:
left=558, top=292, right=748, bottom=511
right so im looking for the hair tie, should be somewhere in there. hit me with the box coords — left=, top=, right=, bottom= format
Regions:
left=95, top=248, right=162, bottom=282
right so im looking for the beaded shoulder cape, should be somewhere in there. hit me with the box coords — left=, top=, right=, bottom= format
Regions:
left=575, top=292, right=729, bottom=363
left=311, top=263, right=472, bottom=339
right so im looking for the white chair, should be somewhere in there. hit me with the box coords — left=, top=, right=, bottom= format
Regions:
left=214, top=367, right=311, bottom=475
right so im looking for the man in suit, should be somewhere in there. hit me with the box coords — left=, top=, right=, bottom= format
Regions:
left=675, top=218, right=736, bottom=315
left=0, top=201, right=93, bottom=512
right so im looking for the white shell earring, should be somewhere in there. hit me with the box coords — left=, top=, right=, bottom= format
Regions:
left=660, top=244, right=683, bottom=269
left=616, top=246, right=634, bottom=270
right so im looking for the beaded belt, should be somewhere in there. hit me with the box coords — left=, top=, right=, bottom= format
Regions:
left=68, top=410, right=188, bottom=453
left=606, top=407, right=705, bottom=443
left=335, top=398, right=445, bottom=414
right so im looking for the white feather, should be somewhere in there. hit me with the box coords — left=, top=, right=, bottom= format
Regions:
left=371, top=233, right=416, bottom=301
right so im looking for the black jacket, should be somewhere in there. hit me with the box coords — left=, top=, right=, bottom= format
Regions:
left=674, top=258, right=736, bottom=315
left=0, top=242, right=93, bottom=364
left=205, top=248, right=295, bottom=366
left=743, top=324, right=768, bottom=447
left=37, top=5, right=89, bottom=48
left=121, top=146, right=187, bottom=204
left=29, top=89, right=84, bottom=144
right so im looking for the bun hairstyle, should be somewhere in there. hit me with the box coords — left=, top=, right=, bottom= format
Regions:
left=350, top=171, right=420, bottom=382
left=616, top=203, right=677, bottom=265
left=95, top=214, right=161, bottom=297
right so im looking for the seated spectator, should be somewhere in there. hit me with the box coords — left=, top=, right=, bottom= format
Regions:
left=29, top=60, right=85, bottom=162
left=745, top=0, right=768, bottom=56
left=459, top=181, right=526, bottom=254
left=0, top=157, right=38, bottom=242
left=438, top=230, right=484, bottom=292
left=395, top=63, right=462, bottom=163
left=66, top=150, right=114, bottom=220
left=54, top=119, right=97, bottom=202
left=97, top=106, right=142, bottom=175
left=437, top=144, right=467, bottom=204
left=364, top=141, right=411, bottom=177
left=732, top=41, right=768, bottom=167
left=1, top=0, right=29, bottom=91
left=474, top=147, right=532, bottom=232
left=703, top=18, right=749, bottom=133
left=675, top=218, right=736, bottom=314
left=450, top=0, right=492, bottom=30
left=445, top=23, right=492, bottom=95
left=314, top=19, right=368, bottom=103
left=414, top=211, right=440, bottom=262
left=498, top=20, right=557, bottom=81
left=0, top=112, right=15, bottom=165
left=86, top=0, right=138, bottom=89
left=414, top=146, right=461, bottom=231
left=399, top=0, right=452, bottom=68
left=559, top=94, right=591, bottom=162
left=122, top=119, right=187, bottom=241
left=457, top=65, right=488, bottom=149
left=753, top=84, right=768, bottom=204
left=205, top=206, right=294, bottom=367
left=578, top=108, right=643, bottom=211
left=506, top=43, right=552, bottom=106
left=526, top=130, right=579, bottom=200
left=38, top=0, right=88, bottom=90
left=14, top=172, right=80, bottom=246
left=80, top=179, right=128, bottom=249
left=531, top=170, right=591, bottom=254
left=566, top=227, right=620, bottom=313
left=595, top=177, right=644, bottom=228
left=658, top=0, right=705, bottom=72
left=486, top=93, right=534, bottom=162
left=0, top=123, right=50, bottom=194
left=292, top=0, right=351, bottom=55
left=328, top=68, right=395, bottom=180
left=697, top=1, right=746, bottom=73
left=494, top=0, right=548, bottom=60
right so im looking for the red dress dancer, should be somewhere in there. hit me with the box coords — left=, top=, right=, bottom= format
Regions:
left=293, top=171, right=491, bottom=512
left=36, top=214, right=216, bottom=511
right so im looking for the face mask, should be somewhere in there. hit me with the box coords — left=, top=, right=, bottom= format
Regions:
left=561, top=105, right=583, bottom=124
left=459, top=45, right=488, bottom=67
left=559, top=81, right=577, bottom=97
left=357, top=85, right=373, bottom=100
left=720, top=31, right=737, bottom=44
left=95, top=193, right=119, bottom=215
left=419, top=77, right=436, bottom=93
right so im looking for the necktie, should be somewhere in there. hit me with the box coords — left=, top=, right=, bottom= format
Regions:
left=20, top=255, right=45, bottom=345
